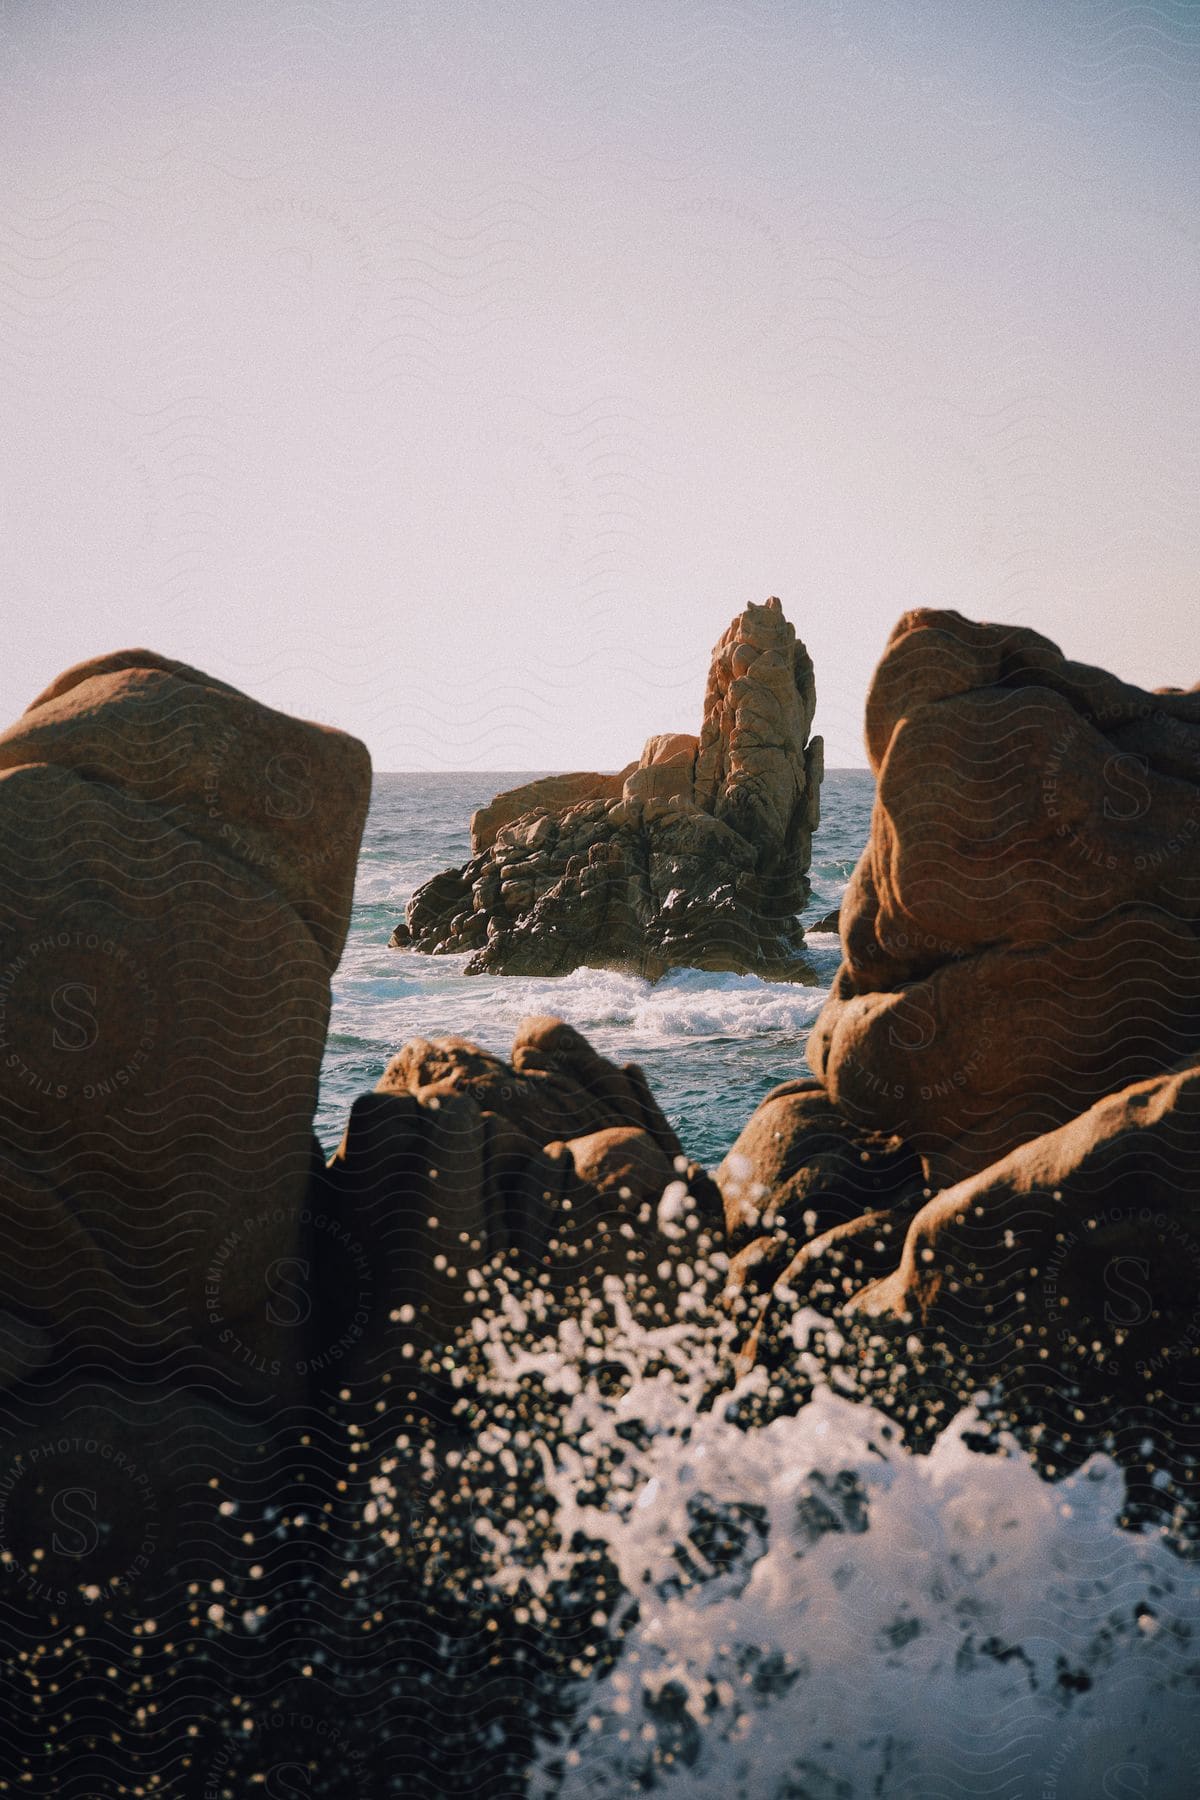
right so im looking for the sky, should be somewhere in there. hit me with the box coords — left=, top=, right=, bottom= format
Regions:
left=1, top=0, right=1197, bottom=770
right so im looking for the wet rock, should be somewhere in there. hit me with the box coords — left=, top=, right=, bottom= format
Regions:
left=317, top=1018, right=722, bottom=1390
left=846, top=1054, right=1200, bottom=1398
left=717, top=1078, right=922, bottom=1250
left=381, top=1016, right=687, bottom=1163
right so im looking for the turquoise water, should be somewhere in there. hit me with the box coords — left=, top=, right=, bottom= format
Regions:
left=316, top=769, right=875, bottom=1161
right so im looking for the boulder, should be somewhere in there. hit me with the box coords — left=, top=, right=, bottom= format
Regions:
left=845, top=1055, right=1200, bottom=1399
left=715, top=1077, right=924, bottom=1360
left=807, top=610, right=1200, bottom=1184
left=316, top=1018, right=722, bottom=1390
left=0, top=650, right=371, bottom=1398
left=717, top=1078, right=922, bottom=1248
left=393, top=599, right=823, bottom=979
left=379, top=1016, right=686, bottom=1160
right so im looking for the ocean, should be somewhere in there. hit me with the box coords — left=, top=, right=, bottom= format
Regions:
left=316, top=768, right=875, bottom=1159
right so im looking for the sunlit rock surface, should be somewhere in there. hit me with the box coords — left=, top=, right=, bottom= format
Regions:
left=807, top=608, right=1200, bottom=1184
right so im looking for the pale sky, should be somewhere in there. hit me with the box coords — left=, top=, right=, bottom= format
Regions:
left=1, top=0, right=1197, bottom=769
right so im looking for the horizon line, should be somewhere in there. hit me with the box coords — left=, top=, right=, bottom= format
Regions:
left=372, top=765, right=873, bottom=776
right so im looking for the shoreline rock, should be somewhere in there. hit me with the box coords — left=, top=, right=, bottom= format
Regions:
left=721, top=610, right=1200, bottom=1406
left=808, top=608, right=1200, bottom=1185
left=392, top=597, right=824, bottom=980
left=0, top=649, right=371, bottom=1401
left=314, top=1016, right=723, bottom=1392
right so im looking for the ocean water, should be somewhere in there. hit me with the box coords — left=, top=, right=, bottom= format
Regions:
left=317, top=768, right=875, bottom=1160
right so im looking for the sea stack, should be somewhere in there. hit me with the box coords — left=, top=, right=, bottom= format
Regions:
left=392, top=597, right=824, bottom=980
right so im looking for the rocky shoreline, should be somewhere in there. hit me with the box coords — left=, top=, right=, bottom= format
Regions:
left=1, top=610, right=1198, bottom=1790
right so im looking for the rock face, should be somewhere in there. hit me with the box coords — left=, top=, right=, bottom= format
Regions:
left=470, top=768, right=635, bottom=853
left=848, top=1055, right=1200, bottom=1394
left=0, top=649, right=371, bottom=1397
left=316, top=1017, right=722, bottom=1391
left=807, top=609, right=1200, bottom=1185
left=393, top=598, right=823, bottom=979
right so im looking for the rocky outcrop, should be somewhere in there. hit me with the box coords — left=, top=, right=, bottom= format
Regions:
left=0, top=649, right=371, bottom=1398
left=807, top=609, right=1200, bottom=1185
left=392, top=598, right=823, bottom=979
left=847, top=1054, right=1200, bottom=1394
left=718, top=612, right=1200, bottom=1401
left=714, top=1076, right=925, bottom=1365
left=315, top=1017, right=722, bottom=1391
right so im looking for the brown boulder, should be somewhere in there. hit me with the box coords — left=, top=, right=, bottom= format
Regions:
left=556, top=1123, right=674, bottom=1197
left=845, top=1056, right=1200, bottom=1396
left=318, top=1019, right=720, bottom=1390
left=715, top=1077, right=924, bottom=1363
left=717, top=1078, right=922, bottom=1248
left=0, top=649, right=371, bottom=1397
left=621, top=733, right=699, bottom=814
left=395, top=599, right=823, bottom=980
left=380, top=1016, right=686, bottom=1164
left=808, top=610, right=1200, bottom=1183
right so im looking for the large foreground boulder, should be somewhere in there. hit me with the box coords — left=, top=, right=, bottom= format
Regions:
left=0, top=649, right=371, bottom=1397
left=392, top=598, right=823, bottom=979
left=807, top=610, right=1200, bottom=1184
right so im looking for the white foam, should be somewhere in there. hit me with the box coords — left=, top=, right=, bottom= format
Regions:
left=332, top=955, right=831, bottom=1058
left=441, top=1285, right=1200, bottom=1800
left=520, top=1361, right=1200, bottom=1799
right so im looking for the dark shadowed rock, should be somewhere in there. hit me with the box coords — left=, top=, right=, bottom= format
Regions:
left=809, top=906, right=841, bottom=934
left=316, top=1017, right=722, bottom=1390
left=392, top=598, right=823, bottom=979
left=0, top=649, right=371, bottom=1398
left=0, top=1380, right=278, bottom=1615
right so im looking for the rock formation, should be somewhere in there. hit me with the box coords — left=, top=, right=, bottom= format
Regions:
left=314, top=1017, right=722, bottom=1392
left=391, top=597, right=824, bottom=979
left=720, top=609, right=1200, bottom=1401
left=847, top=1053, right=1200, bottom=1386
left=0, top=649, right=371, bottom=1399
left=807, top=608, right=1200, bottom=1185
